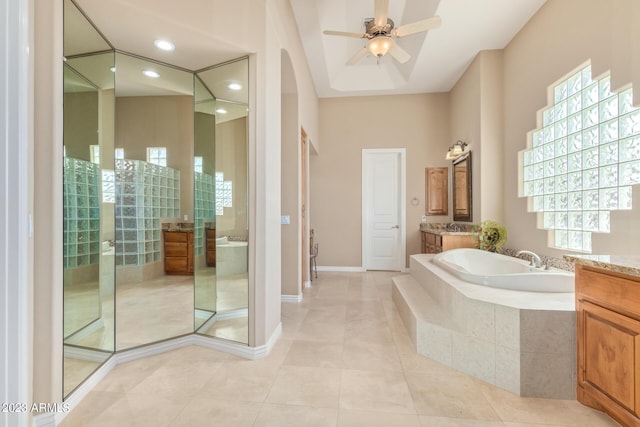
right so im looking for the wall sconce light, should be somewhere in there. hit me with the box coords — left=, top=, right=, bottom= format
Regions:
left=446, top=140, right=468, bottom=160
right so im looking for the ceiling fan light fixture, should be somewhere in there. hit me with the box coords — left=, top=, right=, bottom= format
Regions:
left=367, top=36, right=392, bottom=58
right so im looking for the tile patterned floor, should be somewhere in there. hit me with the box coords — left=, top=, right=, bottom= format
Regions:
left=59, top=271, right=620, bottom=426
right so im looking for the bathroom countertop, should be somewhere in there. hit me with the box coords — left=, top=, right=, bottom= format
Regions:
left=564, top=254, right=640, bottom=278
left=419, top=223, right=477, bottom=236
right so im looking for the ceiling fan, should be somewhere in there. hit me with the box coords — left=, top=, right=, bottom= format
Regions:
left=322, top=0, right=441, bottom=65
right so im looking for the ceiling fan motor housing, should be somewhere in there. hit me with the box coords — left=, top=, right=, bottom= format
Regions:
left=365, top=18, right=394, bottom=38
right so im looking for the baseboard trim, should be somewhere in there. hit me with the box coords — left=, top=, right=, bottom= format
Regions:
left=63, top=318, right=105, bottom=345
left=281, top=294, right=303, bottom=303
left=63, top=345, right=111, bottom=363
left=316, top=266, right=366, bottom=272
left=216, top=308, right=248, bottom=321
left=33, top=412, right=57, bottom=427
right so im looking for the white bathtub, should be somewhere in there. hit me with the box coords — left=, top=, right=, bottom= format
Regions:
left=217, top=240, right=248, bottom=278
left=433, top=248, right=574, bottom=293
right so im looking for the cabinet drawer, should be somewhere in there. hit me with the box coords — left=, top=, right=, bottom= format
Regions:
left=577, top=266, right=640, bottom=321
left=165, top=242, right=187, bottom=257
left=164, top=231, right=188, bottom=242
left=165, top=257, right=188, bottom=272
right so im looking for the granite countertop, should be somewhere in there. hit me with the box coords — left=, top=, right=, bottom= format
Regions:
left=162, top=221, right=194, bottom=231
left=564, top=254, right=640, bottom=278
left=419, top=222, right=478, bottom=236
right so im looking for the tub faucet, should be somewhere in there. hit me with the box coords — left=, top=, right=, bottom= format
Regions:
left=516, top=250, right=542, bottom=268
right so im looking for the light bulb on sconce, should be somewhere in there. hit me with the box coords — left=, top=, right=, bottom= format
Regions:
left=446, top=140, right=468, bottom=160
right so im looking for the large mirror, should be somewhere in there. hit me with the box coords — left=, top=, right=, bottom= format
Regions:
left=113, top=53, right=195, bottom=350
left=63, top=0, right=250, bottom=398
left=63, top=0, right=115, bottom=397
left=452, top=152, right=472, bottom=222
left=194, top=60, right=249, bottom=344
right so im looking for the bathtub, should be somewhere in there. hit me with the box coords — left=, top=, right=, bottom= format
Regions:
left=433, top=248, right=574, bottom=293
left=216, top=239, right=248, bottom=278
left=393, top=252, right=577, bottom=399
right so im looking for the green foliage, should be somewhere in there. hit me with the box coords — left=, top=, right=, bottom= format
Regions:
left=477, top=220, right=507, bottom=252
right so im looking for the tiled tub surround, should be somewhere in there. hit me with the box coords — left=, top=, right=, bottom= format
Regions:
left=393, top=253, right=576, bottom=399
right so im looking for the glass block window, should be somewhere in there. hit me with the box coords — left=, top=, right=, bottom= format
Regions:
left=520, top=64, right=640, bottom=252
left=194, top=156, right=203, bottom=173
left=115, top=148, right=124, bottom=159
left=147, top=147, right=167, bottom=166
left=101, top=169, right=115, bottom=203
left=90, top=145, right=100, bottom=164
left=215, top=172, right=232, bottom=215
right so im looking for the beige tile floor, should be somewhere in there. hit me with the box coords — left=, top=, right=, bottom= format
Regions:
left=60, top=271, right=620, bottom=426
left=64, top=272, right=249, bottom=396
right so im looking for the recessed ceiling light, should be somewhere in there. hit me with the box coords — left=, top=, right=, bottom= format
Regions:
left=110, top=66, right=116, bottom=73
left=216, top=108, right=228, bottom=114
left=143, top=70, right=160, bottom=78
left=154, top=39, right=175, bottom=51
left=228, top=83, right=242, bottom=91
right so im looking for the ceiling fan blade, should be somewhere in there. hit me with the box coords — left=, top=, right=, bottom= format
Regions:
left=388, top=42, right=411, bottom=64
left=374, top=0, right=389, bottom=27
left=394, top=16, right=442, bottom=38
left=323, top=30, right=367, bottom=38
left=346, top=47, right=370, bottom=66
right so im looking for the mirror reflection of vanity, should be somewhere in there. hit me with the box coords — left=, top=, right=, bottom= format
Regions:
left=452, top=152, right=472, bottom=222
left=62, top=0, right=249, bottom=398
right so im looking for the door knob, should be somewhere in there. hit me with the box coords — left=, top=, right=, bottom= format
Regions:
left=391, top=225, right=399, bottom=229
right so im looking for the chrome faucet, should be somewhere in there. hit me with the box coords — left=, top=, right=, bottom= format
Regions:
left=516, top=250, right=542, bottom=268
left=447, top=223, right=461, bottom=232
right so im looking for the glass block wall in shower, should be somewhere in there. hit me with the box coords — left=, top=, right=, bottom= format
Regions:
left=194, top=171, right=216, bottom=256
left=63, top=157, right=101, bottom=269
left=115, top=159, right=180, bottom=266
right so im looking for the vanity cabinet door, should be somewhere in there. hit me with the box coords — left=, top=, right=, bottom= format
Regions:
left=580, top=301, right=640, bottom=414
left=425, top=167, right=448, bottom=216
left=576, top=266, right=640, bottom=425
left=205, top=228, right=216, bottom=267
left=163, top=230, right=194, bottom=275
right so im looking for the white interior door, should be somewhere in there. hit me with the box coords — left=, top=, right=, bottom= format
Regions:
left=362, top=149, right=405, bottom=271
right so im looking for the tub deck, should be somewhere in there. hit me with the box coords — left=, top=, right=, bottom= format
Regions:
left=393, top=253, right=576, bottom=399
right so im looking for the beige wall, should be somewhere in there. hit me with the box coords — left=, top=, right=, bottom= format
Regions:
left=449, top=50, right=504, bottom=224
left=34, top=0, right=63, bottom=406
left=281, top=91, right=300, bottom=296
left=115, top=95, right=194, bottom=218
left=216, top=117, right=248, bottom=239
left=63, top=91, right=98, bottom=161
left=313, top=94, right=450, bottom=268
left=503, top=0, right=640, bottom=256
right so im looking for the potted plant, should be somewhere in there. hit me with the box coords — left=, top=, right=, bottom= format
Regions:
left=477, top=220, right=507, bottom=252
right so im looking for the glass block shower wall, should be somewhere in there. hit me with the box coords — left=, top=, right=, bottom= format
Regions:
left=520, top=64, right=640, bottom=252
left=115, top=159, right=180, bottom=266
left=194, top=171, right=216, bottom=256
left=64, top=157, right=101, bottom=269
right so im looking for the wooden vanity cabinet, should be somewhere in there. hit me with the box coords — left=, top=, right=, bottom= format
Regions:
left=205, top=228, right=216, bottom=267
left=425, top=167, right=448, bottom=216
left=421, top=231, right=477, bottom=254
left=576, top=265, right=640, bottom=426
left=163, top=230, right=194, bottom=275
